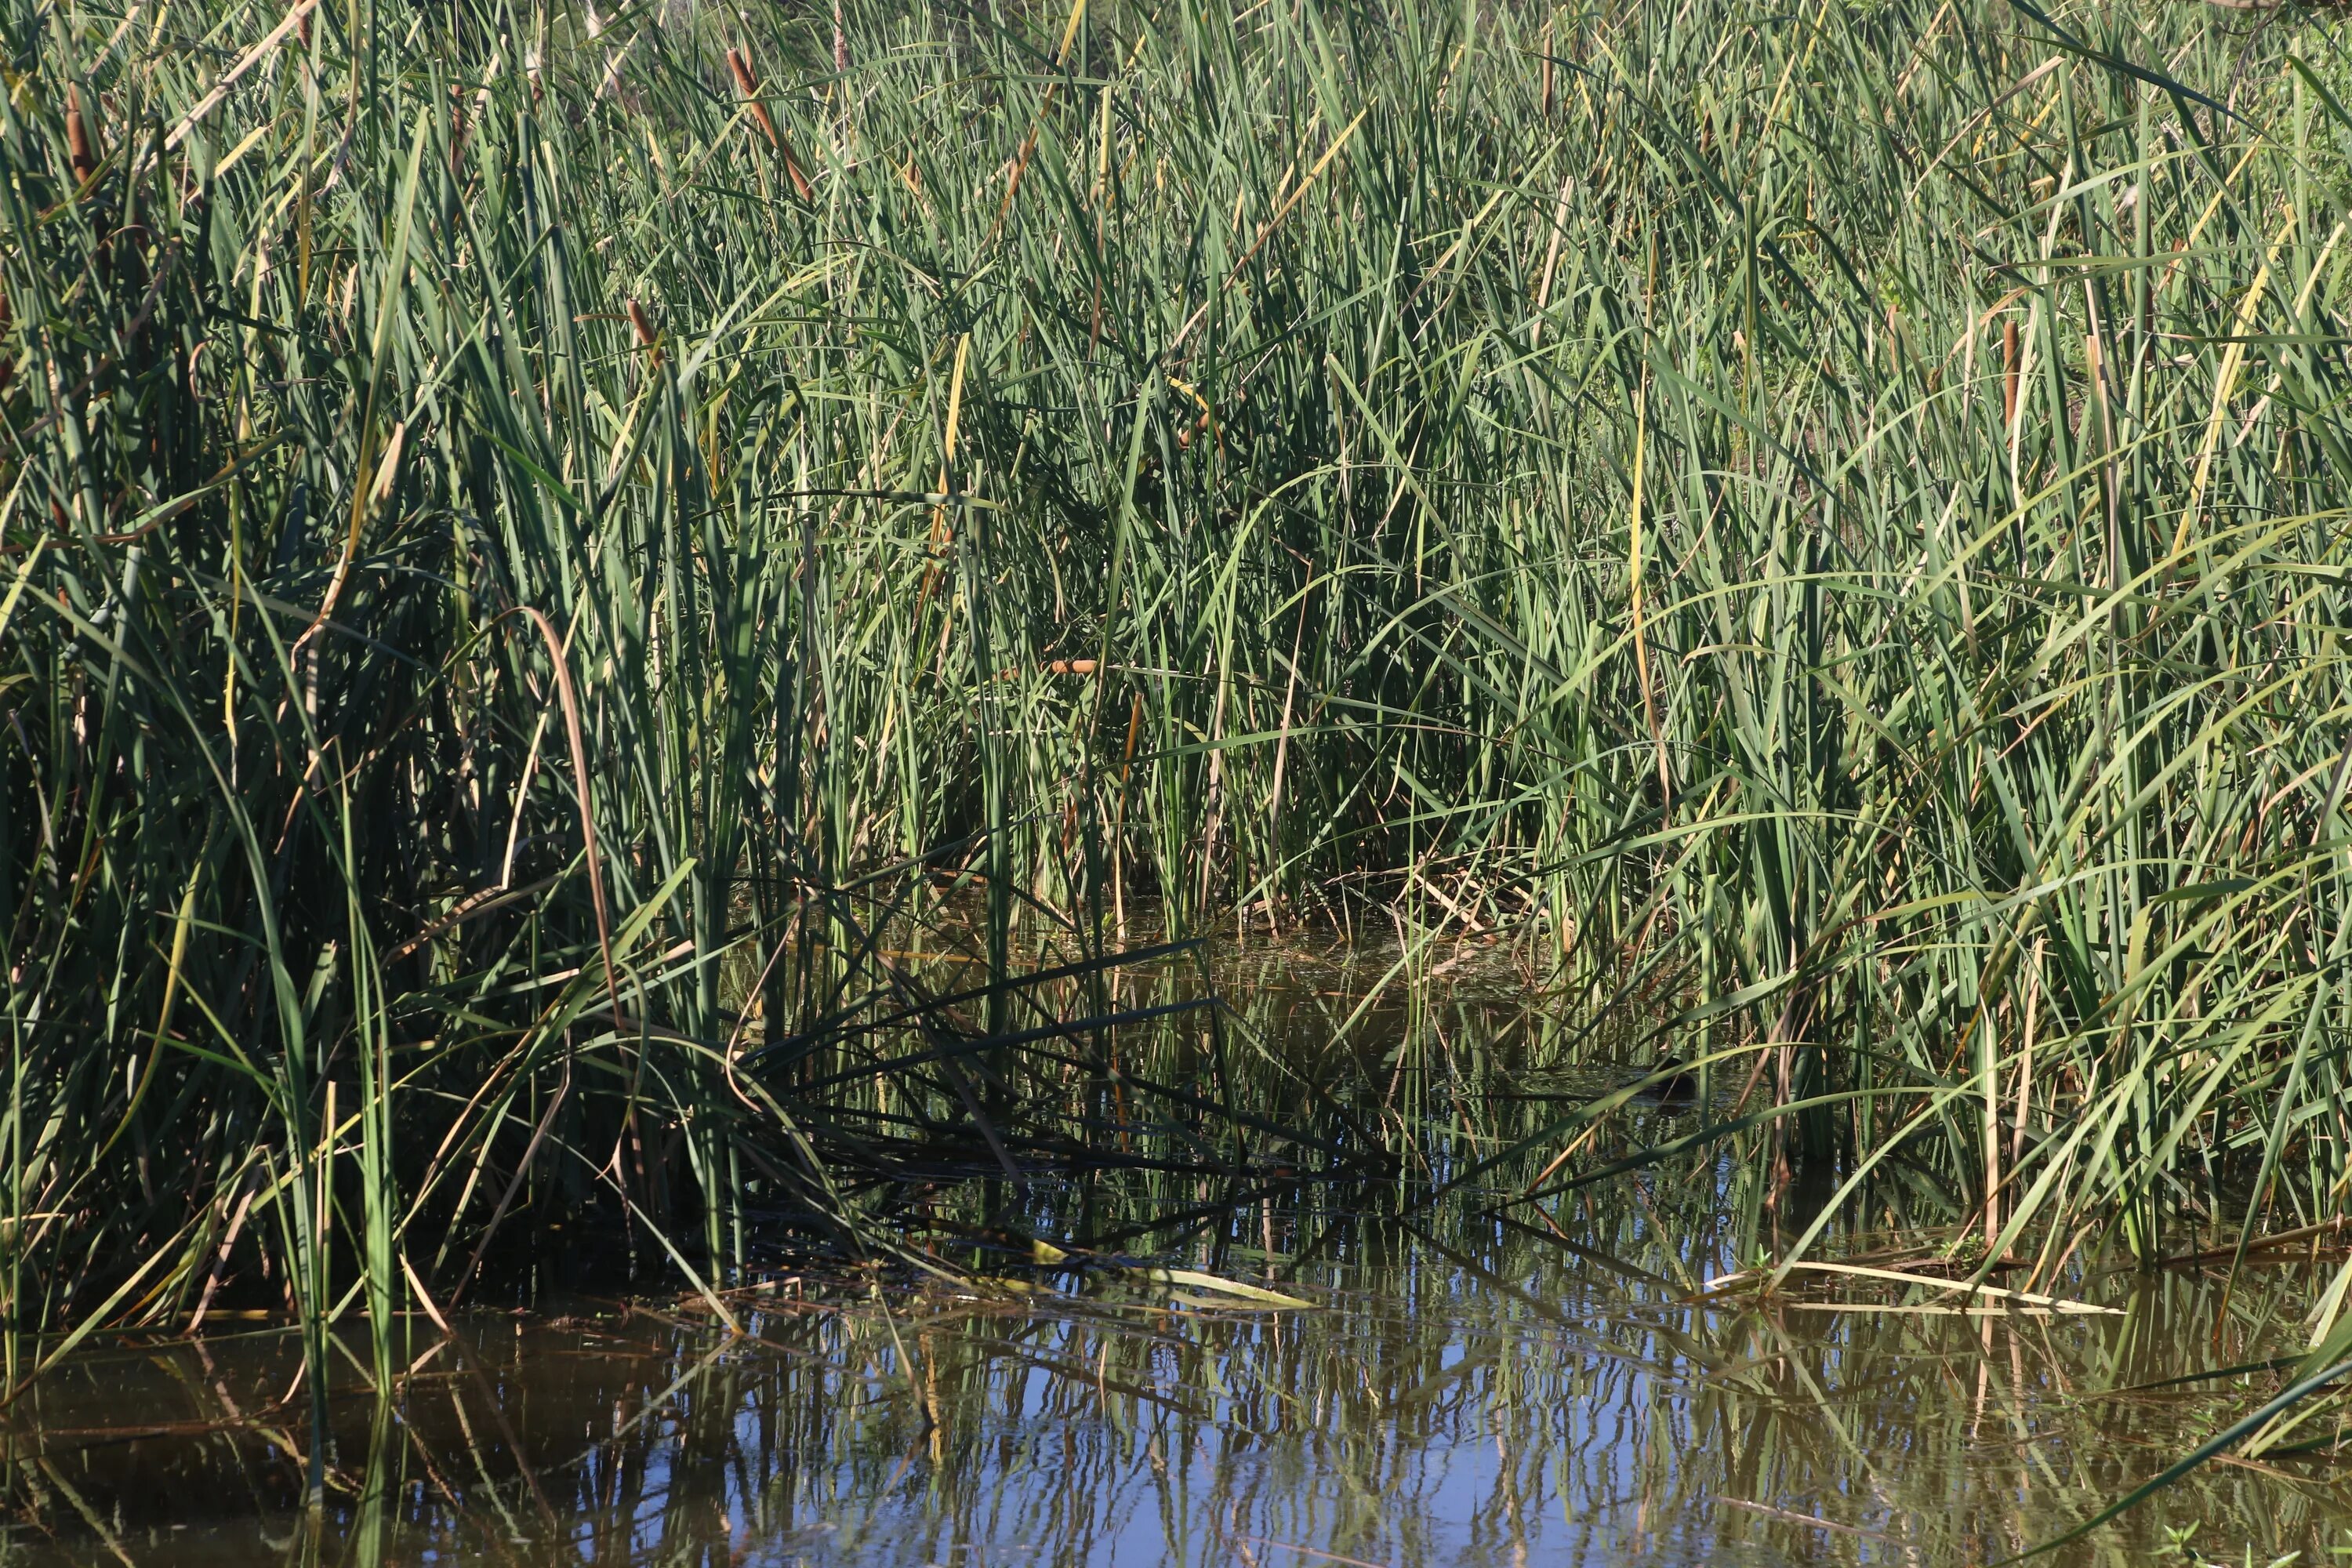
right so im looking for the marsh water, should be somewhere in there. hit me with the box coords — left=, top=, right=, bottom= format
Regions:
left=8, top=951, right=2352, bottom=1566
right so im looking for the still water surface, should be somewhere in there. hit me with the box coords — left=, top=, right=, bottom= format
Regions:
left=7, top=960, right=2350, bottom=1566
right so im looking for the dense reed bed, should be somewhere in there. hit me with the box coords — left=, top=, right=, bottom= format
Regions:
left=12, top=0, right=2352, bottom=1452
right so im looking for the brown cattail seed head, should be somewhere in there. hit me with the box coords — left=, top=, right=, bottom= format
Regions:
left=725, top=49, right=777, bottom=149
left=726, top=45, right=814, bottom=199
left=65, top=85, right=98, bottom=186
left=2002, top=318, right=2020, bottom=426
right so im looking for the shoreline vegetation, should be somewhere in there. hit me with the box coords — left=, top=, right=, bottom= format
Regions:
left=11, top=0, right=2352, bottom=1500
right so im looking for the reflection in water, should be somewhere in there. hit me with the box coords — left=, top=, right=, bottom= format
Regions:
left=7, top=956, right=2352, bottom=1566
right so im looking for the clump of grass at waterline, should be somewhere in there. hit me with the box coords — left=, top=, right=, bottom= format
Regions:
left=13, top=0, right=2352, bottom=1446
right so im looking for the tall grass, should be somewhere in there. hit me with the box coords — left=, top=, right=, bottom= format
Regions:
left=11, top=0, right=2352, bottom=1450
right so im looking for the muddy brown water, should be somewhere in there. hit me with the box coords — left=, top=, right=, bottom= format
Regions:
left=7, top=960, right=2351, bottom=1565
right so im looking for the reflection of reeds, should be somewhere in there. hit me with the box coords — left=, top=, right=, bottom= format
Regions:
left=12, top=0, right=2352, bottom=1503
